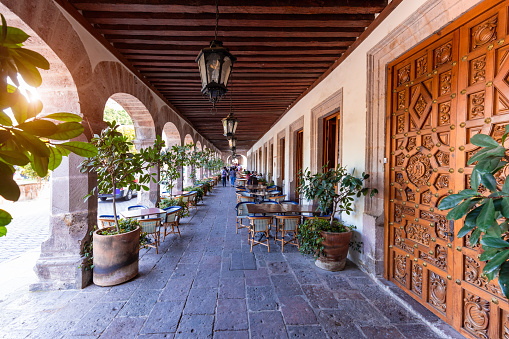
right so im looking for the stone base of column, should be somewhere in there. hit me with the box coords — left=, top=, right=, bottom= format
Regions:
left=30, top=210, right=93, bottom=291
left=360, top=212, right=385, bottom=276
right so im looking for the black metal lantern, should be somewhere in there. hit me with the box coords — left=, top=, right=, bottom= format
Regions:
left=228, top=136, right=237, bottom=149
left=231, top=146, right=236, bottom=154
left=196, top=2, right=236, bottom=106
left=222, top=112, right=238, bottom=138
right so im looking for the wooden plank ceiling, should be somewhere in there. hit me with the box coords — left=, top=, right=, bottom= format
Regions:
left=67, top=0, right=388, bottom=151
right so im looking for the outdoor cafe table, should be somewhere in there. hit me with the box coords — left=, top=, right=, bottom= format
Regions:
left=245, top=184, right=267, bottom=191
left=246, top=204, right=320, bottom=215
left=120, top=207, right=166, bottom=219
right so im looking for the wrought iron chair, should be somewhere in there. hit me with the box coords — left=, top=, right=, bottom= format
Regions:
left=274, top=215, right=301, bottom=252
left=139, top=218, right=162, bottom=253
left=247, top=216, right=272, bottom=252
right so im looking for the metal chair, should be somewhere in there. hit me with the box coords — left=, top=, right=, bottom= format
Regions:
left=98, top=215, right=120, bottom=229
left=162, top=206, right=182, bottom=240
left=247, top=216, right=272, bottom=252
left=139, top=218, right=162, bottom=253
left=274, top=215, right=301, bottom=252
left=235, top=202, right=256, bottom=234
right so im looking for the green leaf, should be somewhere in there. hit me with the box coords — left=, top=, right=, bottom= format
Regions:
left=60, top=141, right=98, bottom=157
left=480, top=236, right=509, bottom=248
left=0, top=15, right=7, bottom=44
left=446, top=198, right=472, bottom=220
left=476, top=199, right=495, bottom=232
left=0, top=150, right=29, bottom=166
left=15, top=48, right=49, bottom=69
left=46, top=122, right=83, bottom=140
left=483, top=250, right=509, bottom=275
left=0, top=209, right=12, bottom=227
left=471, top=167, right=481, bottom=191
left=44, top=112, right=82, bottom=122
left=501, top=198, right=509, bottom=218
left=0, top=173, right=19, bottom=201
left=18, top=120, right=58, bottom=137
left=0, top=225, right=6, bottom=236
left=3, top=26, right=29, bottom=45
left=498, top=261, right=509, bottom=299
left=469, top=228, right=482, bottom=247
left=468, top=147, right=506, bottom=165
left=31, top=155, right=48, bottom=177
left=503, top=174, right=509, bottom=193
left=470, top=133, right=500, bottom=148
left=11, top=129, right=50, bottom=157
left=55, top=145, right=71, bottom=156
left=480, top=173, right=498, bottom=192
left=438, top=194, right=466, bottom=210
left=465, top=205, right=483, bottom=227
left=480, top=248, right=500, bottom=261
left=457, top=224, right=475, bottom=238
left=0, top=110, right=12, bottom=126
left=12, top=55, right=42, bottom=87
left=48, top=146, right=62, bottom=171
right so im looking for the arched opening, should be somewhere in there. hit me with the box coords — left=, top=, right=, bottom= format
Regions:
left=161, top=122, right=182, bottom=195
left=102, top=93, right=157, bottom=207
left=183, top=134, right=194, bottom=187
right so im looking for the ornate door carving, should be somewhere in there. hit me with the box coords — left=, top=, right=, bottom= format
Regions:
left=386, top=1, right=509, bottom=337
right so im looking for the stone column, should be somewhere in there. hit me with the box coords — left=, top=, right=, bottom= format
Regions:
left=31, top=152, right=96, bottom=290
left=135, top=139, right=159, bottom=207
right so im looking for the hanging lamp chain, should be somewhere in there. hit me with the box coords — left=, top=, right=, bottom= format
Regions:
left=229, top=71, right=233, bottom=116
left=214, top=0, right=219, bottom=41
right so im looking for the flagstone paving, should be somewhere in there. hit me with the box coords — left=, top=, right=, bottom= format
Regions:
left=0, top=186, right=464, bottom=338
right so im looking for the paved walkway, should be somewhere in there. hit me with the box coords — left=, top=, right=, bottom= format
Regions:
left=0, top=185, right=464, bottom=338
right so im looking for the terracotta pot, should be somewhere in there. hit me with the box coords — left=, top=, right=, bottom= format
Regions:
left=93, top=226, right=140, bottom=286
left=315, top=230, right=352, bottom=271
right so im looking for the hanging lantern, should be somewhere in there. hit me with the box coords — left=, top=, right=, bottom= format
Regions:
left=222, top=112, right=238, bottom=137
left=231, top=146, right=236, bottom=154
left=228, top=136, right=237, bottom=149
left=196, top=40, right=236, bottom=105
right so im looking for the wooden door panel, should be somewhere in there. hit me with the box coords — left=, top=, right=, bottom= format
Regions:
left=387, top=1, right=509, bottom=337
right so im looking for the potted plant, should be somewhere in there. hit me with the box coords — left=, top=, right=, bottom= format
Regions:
left=297, top=165, right=377, bottom=271
left=160, top=144, right=190, bottom=197
left=0, top=15, right=97, bottom=237
left=438, top=126, right=509, bottom=299
left=79, top=122, right=164, bottom=286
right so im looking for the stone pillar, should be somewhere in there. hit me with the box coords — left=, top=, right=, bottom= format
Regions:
left=175, top=167, right=184, bottom=193
left=31, top=153, right=96, bottom=290
left=135, top=139, right=159, bottom=207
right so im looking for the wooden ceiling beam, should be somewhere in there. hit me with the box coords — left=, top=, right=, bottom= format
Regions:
left=126, top=55, right=338, bottom=62
left=71, top=1, right=387, bottom=15
left=118, top=48, right=345, bottom=56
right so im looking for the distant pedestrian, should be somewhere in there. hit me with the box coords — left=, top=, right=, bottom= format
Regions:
left=230, top=167, right=236, bottom=186
left=221, top=167, right=227, bottom=187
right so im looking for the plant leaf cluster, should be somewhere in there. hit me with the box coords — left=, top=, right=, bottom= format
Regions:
left=79, top=121, right=164, bottom=232
left=297, top=165, right=378, bottom=225
left=0, top=15, right=97, bottom=237
left=438, top=126, right=509, bottom=298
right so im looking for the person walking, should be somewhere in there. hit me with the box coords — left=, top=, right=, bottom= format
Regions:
left=221, top=167, right=227, bottom=187
left=230, top=166, right=237, bottom=186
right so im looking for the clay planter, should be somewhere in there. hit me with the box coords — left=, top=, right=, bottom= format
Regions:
left=315, top=230, right=352, bottom=271
left=93, top=226, right=140, bottom=286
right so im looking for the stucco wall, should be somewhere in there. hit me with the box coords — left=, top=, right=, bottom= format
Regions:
left=247, top=0, right=484, bottom=273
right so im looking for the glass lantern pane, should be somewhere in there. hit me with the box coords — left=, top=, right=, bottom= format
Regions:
left=220, top=56, right=232, bottom=86
left=222, top=119, right=228, bottom=135
left=206, top=53, right=221, bottom=84
left=197, top=54, right=207, bottom=88
left=232, top=120, right=238, bottom=134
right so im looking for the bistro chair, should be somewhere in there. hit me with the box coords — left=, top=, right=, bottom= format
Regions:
left=98, top=215, right=120, bottom=229
left=240, top=193, right=256, bottom=203
left=268, top=190, right=281, bottom=195
left=274, top=215, right=301, bottom=252
left=247, top=216, right=271, bottom=252
left=139, top=218, right=162, bottom=254
left=268, top=195, right=286, bottom=203
left=186, top=191, right=198, bottom=210
left=162, top=206, right=182, bottom=240
left=235, top=202, right=255, bottom=234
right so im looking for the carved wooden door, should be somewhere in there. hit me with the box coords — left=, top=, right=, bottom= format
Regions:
left=386, top=1, right=509, bottom=337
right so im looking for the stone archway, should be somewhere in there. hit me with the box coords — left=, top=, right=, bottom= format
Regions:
left=105, top=93, right=158, bottom=207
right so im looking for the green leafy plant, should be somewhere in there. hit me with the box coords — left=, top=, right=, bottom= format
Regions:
left=298, top=218, right=353, bottom=258
left=160, top=143, right=190, bottom=197
left=438, top=126, right=509, bottom=298
left=79, top=121, right=164, bottom=233
left=297, top=165, right=377, bottom=225
left=0, top=15, right=97, bottom=237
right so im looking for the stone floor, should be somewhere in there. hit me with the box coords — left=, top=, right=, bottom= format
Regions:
left=0, top=185, right=464, bottom=338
